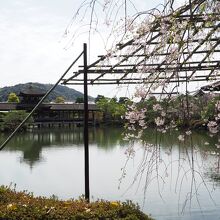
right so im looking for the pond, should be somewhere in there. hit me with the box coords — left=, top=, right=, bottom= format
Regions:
left=0, top=127, right=220, bottom=220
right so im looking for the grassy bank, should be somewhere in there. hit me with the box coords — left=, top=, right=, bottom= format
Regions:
left=0, top=186, right=153, bottom=220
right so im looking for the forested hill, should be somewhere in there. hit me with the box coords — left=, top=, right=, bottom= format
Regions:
left=0, top=83, right=94, bottom=102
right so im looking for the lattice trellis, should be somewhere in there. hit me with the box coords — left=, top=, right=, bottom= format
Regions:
left=62, top=0, right=220, bottom=92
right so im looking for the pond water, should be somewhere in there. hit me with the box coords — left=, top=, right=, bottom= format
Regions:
left=0, top=127, right=220, bottom=220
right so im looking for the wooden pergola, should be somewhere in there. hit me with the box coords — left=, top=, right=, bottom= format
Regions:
left=62, top=0, right=220, bottom=90
left=61, top=0, right=220, bottom=201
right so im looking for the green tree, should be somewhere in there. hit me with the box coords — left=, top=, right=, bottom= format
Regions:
left=96, top=96, right=126, bottom=123
left=118, top=97, right=129, bottom=104
left=201, top=99, right=216, bottom=121
left=75, top=97, right=84, bottom=103
left=2, top=110, right=33, bottom=131
left=55, top=96, right=65, bottom=103
left=7, top=92, right=19, bottom=103
left=95, top=95, right=105, bottom=103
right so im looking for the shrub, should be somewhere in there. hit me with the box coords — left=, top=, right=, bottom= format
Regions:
left=55, top=96, right=65, bottom=104
left=0, top=186, right=153, bottom=220
left=2, top=111, right=33, bottom=131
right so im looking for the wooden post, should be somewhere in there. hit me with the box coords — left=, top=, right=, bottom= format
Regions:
left=83, top=43, right=90, bottom=202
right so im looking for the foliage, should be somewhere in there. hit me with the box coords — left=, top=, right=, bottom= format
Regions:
left=7, top=93, right=19, bottom=103
left=0, top=186, right=153, bottom=220
left=124, top=94, right=220, bottom=139
left=55, top=96, right=65, bottom=104
left=0, top=112, right=7, bottom=130
left=201, top=100, right=216, bottom=121
left=75, top=97, right=84, bottom=103
left=2, top=111, right=33, bottom=131
left=0, top=112, right=6, bottom=122
left=95, top=95, right=105, bottom=103
left=94, top=94, right=220, bottom=129
left=119, top=97, right=129, bottom=104
left=96, top=95, right=128, bottom=123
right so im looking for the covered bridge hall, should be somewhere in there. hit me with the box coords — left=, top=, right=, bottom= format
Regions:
left=0, top=87, right=100, bottom=127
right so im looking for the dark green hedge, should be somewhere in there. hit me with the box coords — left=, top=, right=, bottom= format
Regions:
left=0, top=186, right=153, bottom=220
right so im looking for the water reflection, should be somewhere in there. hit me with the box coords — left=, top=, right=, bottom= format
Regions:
left=141, top=129, right=220, bottom=185
left=0, top=128, right=219, bottom=184
left=119, top=130, right=220, bottom=219
left=0, top=127, right=219, bottom=219
left=0, top=127, right=126, bottom=167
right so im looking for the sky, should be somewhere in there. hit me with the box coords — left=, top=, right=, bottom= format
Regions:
left=0, top=0, right=186, bottom=98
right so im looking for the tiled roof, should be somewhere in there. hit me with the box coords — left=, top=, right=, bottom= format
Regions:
left=201, top=81, right=220, bottom=91
left=19, top=86, right=45, bottom=96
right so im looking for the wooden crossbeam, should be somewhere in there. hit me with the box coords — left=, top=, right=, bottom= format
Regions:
left=63, top=0, right=220, bottom=88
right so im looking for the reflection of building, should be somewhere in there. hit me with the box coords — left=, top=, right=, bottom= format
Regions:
left=0, top=87, right=101, bottom=126
left=1, top=127, right=122, bottom=169
left=20, top=142, right=44, bottom=169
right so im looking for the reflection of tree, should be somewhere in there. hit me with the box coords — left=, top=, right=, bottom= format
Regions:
left=20, top=142, right=43, bottom=169
left=120, top=129, right=220, bottom=213
left=1, top=133, right=49, bottom=168
left=95, top=127, right=127, bottom=149
left=204, top=154, right=220, bottom=186
left=209, top=171, right=220, bottom=184
left=1, top=127, right=220, bottom=197
left=0, top=127, right=126, bottom=168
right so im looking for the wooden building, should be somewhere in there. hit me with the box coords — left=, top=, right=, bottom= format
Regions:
left=0, top=87, right=101, bottom=127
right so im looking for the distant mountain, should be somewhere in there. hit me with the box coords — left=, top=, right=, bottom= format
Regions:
left=0, top=82, right=94, bottom=102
